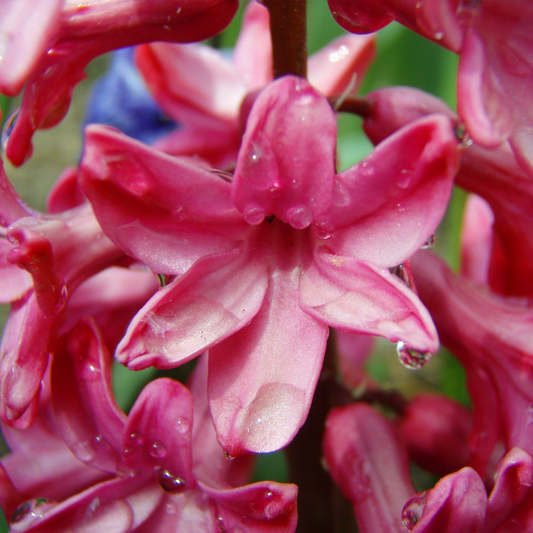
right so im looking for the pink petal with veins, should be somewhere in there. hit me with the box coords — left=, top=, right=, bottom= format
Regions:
left=325, top=115, right=458, bottom=268
left=117, top=247, right=267, bottom=370
left=324, top=403, right=415, bottom=533
left=209, top=262, right=328, bottom=456
left=233, top=76, right=336, bottom=228
left=300, top=249, right=439, bottom=353
left=81, top=125, right=247, bottom=276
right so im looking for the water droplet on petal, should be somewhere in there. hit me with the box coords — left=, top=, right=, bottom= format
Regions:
left=150, top=440, right=168, bottom=459
left=392, top=264, right=415, bottom=290
left=171, top=206, right=189, bottom=222
left=175, top=416, right=191, bottom=435
left=332, top=179, right=351, bottom=207
left=421, top=234, right=436, bottom=249
left=397, top=169, right=413, bottom=189
left=11, top=498, right=55, bottom=526
left=329, top=44, right=349, bottom=63
left=156, top=468, right=188, bottom=493
left=287, top=205, right=312, bottom=229
left=244, top=206, right=265, bottom=225
left=128, top=432, right=144, bottom=447
left=397, top=341, right=432, bottom=370
left=80, top=361, right=101, bottom=382
left=359, top=160, right=374, bottom=178
left=434, top=31, right=444, bottom=40
left=2, top=109, right=19, bottom=150
left=350, top=458, right=372, bottom=502
left=314, top=217, right=334, bottom=240
left=73, top=440, right=96, bottom=462
left=268, top=183, right=282, bottom=198
left=402, top=491, right=428, bottom=530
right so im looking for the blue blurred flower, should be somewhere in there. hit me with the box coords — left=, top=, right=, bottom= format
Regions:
left=84, top=48, right=178, bottom=144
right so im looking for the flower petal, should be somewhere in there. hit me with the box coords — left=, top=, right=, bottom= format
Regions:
left=123, top=378, right=195, bottom=488
left=323, top=403, right=415, bottom=533
left=81, top=125, right=247, bottom=276
left=117, top=247, right=268, bottom=370
left=300, top=249, right=439, bottom=353
left=51, top=318, right=126, bottom=473
left=233, top=76, right=337, bottom=228
left=325, top=115, right=459, bottom=268
left=209, top=264, right=328, bottom=455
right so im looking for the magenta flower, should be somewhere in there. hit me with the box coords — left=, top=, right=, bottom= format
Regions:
left=412, top=250, right=533, bottom=476
left=323, top=403, right=416, bottom=533
left=3, top=0, right=239, bottom=167
left=363, top=86, right=533, bottom=299
left=29, top=318, right=298, bottom=533
left=81, top=75, right=459, bottom=455
left=136, top=1, right=376, bottom=168
left=328, top=0, right=533, bottom=177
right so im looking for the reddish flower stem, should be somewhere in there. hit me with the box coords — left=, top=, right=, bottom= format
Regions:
left=329, top=95, right=374, bottom=119
left=285, top=331, right=357, bottom=533
left=262, top=0, right=307, bottom=79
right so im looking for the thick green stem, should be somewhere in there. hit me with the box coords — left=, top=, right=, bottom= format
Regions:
left=262, top=0, right=307, bottom=79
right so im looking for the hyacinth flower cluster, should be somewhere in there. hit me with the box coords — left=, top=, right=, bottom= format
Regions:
left=0, top=0, right=532, bottom=532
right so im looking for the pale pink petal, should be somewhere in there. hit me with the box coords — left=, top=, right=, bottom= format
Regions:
left=486, top=448, right=533, bottom=527
left=209, top=264, right=328, bottom=456
left=232, top=1, right=273, bottom=90
left=51, top=318, right=126, bottom=473
left=152, top=120, right=241, bottom=169
left=323, top=403, right=415, bottom=533
left=135, top=42, right=245, bottom=124
left=117, top=247, right=268, bottom=370
left=123, top=378, right=195, bottom=488
left=402, top=468, right=486, bottom=532
left=81, top=125, right=248, bottom=276
left=460, top=195, right=494, bottom=287
left=308, top=34, right=376, bottom=97
left=232, top=76, right=336, bottom=228
left=0, top=293, right=53, bottom=425
left=300, top=249, right=439, bottom=353
left=201, top=480, right=298, bottom=533
left=189, top=356, right=253, bottom=489
left=0, top=0, right=63, bottom=95
left=0, top=241, right=33, bottom=303
left=324, top=115, right=459, bottom=268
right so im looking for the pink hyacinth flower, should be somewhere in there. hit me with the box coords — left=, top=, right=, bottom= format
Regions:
left=329, top=0, right=533, bottom=177
left=135, top=1, right=376, bottom=168
left=401, top=447, right=533, bottom=532
left=81, top=75, right=459, bottom=455
left=0, top=154, right=127, bottom=425
left=412, top=250, right=533, bottom=476
left=323, top=403, right=416, bottom=533
left=28, top=318, right=298, bottom=533
left=363, top=86, right=533, bottom=299
left=2, top=0, right=239, bottom=167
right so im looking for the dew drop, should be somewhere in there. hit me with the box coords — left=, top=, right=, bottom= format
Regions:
left=165, top=502, right=178, bottom=515
left=268, top=183, right=282, bottom=198
left=332, top=179, right=350, bottom=207
left=350, top=458, right=372, bottom=502
left=402, top=491, right=428, bottom=530
left=171, top=206, right=189, bottom=222
left=314, top=218, right=334, bottom=240
left=397, top=169, right=412, bottom=189
left=175, top=416, right=191, bottom=435
left=329, top=44, right=349, bottom=63
left=421, top=234, right=436, bottom=249
left=93, top=435, right=111, bottom=454
left=359, top=160, right=374, bottom=178
left=287, top=205, right=312, bottom=229
left=434, top=31, right=444, bottom=40
left=11, top=498, right=54, bottom=526
left=397, top=341, right=432, bottom=370
left=150, top=440, right=168, bottom=459
left=156, top=468, right=188, bottom=493
left=2, top=109, right=19, bottom=150
left=80, top=361, right=101, bottom=382
left=392, top=264, right=415, bottom=290
left=73, top=440, right=96, bottom=462
left=243, top=206, right=265, bottom=225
